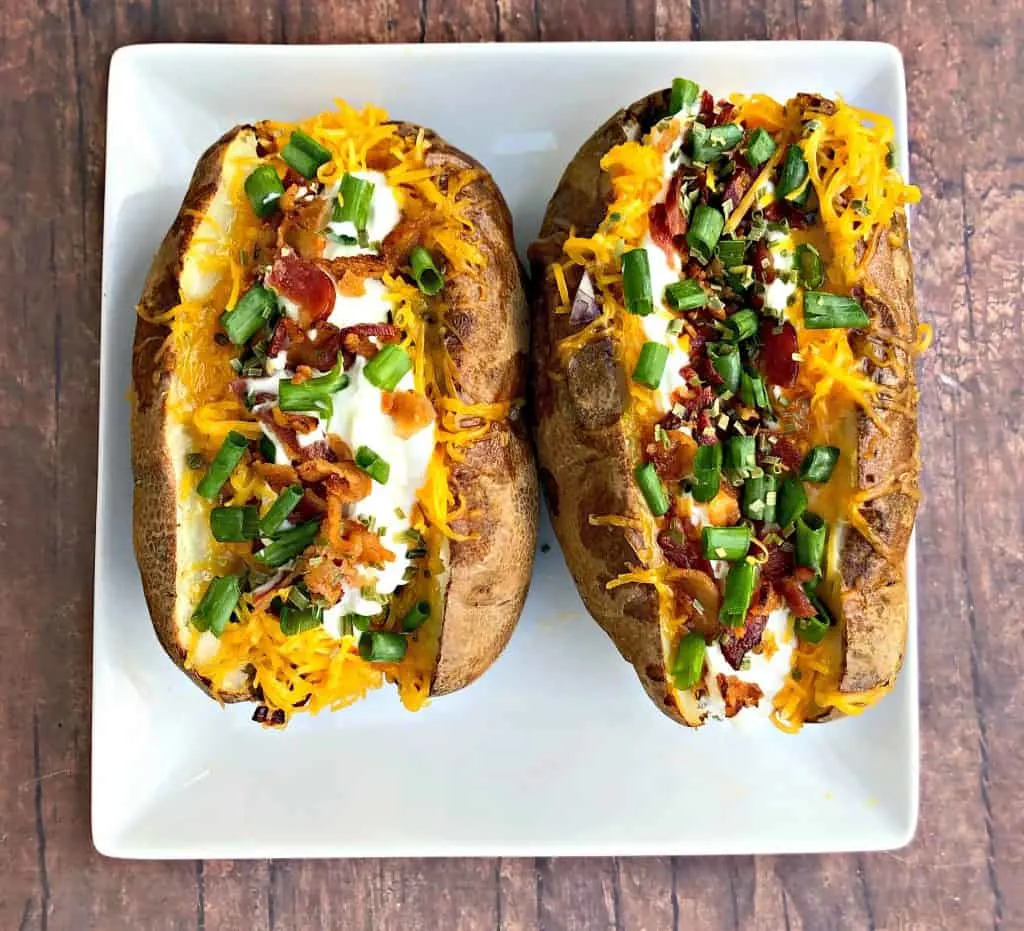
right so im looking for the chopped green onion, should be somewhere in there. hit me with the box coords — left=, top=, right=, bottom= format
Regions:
left=363, top=344, right=412, bottom=391
left=796, top=243, right=824, bottom=289
left=409, top=246, right=445, bottom=296
left=355, top=445, right=390, bottom=484
left=256, top=519, right=321, bottom=568
left=259, top=434, right=277, bottom=464
left=669, top=78, right=700, bottom=115
left=742, top=472, right=766, bottom=521
left=702, top=525, right=752, bottom=562
left=635, top=462, right=670, bottom=517
left=724, top=309, right=759, bottom=342
left=725, top=434, right=757, bottom=476
left=739, top=371, right=770, bottom=410
left=197, top=431, right=249, bottom=499
left=795, top=513, right=827, bottom=574
left=633, top=342, right=669, bottom=389
left=220, top=285, right=277, bottom=346
left=358, top=630, right=408, bottom=663
left=281, top=129, right=332, bottom=179
left=210, top=505, right=260, bottom=542
left=347, top=613, right=374, bottom=633
left=800, top=446, right=840, bottom=483
left=622, top=249, right=654, bottom=316
left=186, top=452, right=205, bottom=471
left=803, top=292, right=870, bottom=329
left=777, top=144, right=809, bottom=197
left=401, top=601, right=431, bottom=632
left=762, top=473, right=778, bottom=524
left=671, top=632, right=707, bottom=689
left=794, top=613, right=830, bottom=643
left=333, top=172, right=375, bottom=231
left=720, top=562, right=758, bottom=627
left=745, top=128, right=777, bottom=168
left=244, top=165, right=285, bottom=218
left=664, top=279, right=707, bottom=311
left=191, top=575, right=241, bottom=637
left=691, top=442, right=722, bottom=503
left=259, top=484, right=304, bottom=535
left=686, top=205, right=725, bottom=264
left=279, top=355, right=349, bottom=416
left=690, top=123, right=744, bottom=162
left=776, top=477, right=808, bottom=528
left=716, top=238, right=748, bottom=268
left=708, top=342, right=741, bottom=394
left=279, top=603, right=323, bottom=636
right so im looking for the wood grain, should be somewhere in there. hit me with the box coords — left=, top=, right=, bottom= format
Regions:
left=0, top=1, right=1020, bottom=929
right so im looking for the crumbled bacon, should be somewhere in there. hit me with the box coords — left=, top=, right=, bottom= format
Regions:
left=760, top=542, right=795, bottom=584
left=657, top=529, right=714, bottom=578
left=382, top=390, right=436, bottom=438
left=763, top=199, right=810, bottom=230
left=646, top=432, right=696, bottom=483
left=695, top=409, right=717, bottom=444
left=297, top=459, right=371, bottom=502
left=718, top=675, right=764, bottom=716
left=752, top=240, right=776, bottom=284
left=778, top=578, right=818, bottom=618
left=712, top=100, right=736, bottom=127
left=272, top=409, right=319, bottom=434
left=253, top=462, right=301, bottom=489
left=771, top=436, right=804, bottom=473
left=267, top=255, right=335, bottom=327
left=699, top=90, right=715, bottom=123
left=286, top=324, right=345, bottom=372
left=719, top=613, right=769, bottom=670
left=759, top=319, right=799, bottom=387
left=720, top=162, right=754, bottom=213
left=340, top=323, right=402, bottom=359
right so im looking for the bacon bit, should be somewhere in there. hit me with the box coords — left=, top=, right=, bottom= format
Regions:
left=706, top=487, right=741, bottom=527
left=292, top=365, right=315, bottom=385
left=680, top=384, right=717, bottom=417
left=272, top=409, right=319, bottom=434
left=658, top=409, right=684, bottom=431
left=268, top=319, right=292, bottom=356
left=647, top=430, right=697, bottom=483
left=327, top=434, right=354, bottom=462
left=719, top=613, right=769, bottom=669
left=695, top=409, right=717, bottom=444
left=340, top=323, right=402, bottom=359
left=762, top=199, right=810, bottom=230
left=321, top=253, right=390, bottom=280
left=267, top=254, right=335, bottom=327
left=718, top=675, right=764, bottom=716
left=759, top=319, right=799, bottom=387
left=255, top=414, right=302, bottom=462
left=337, top=270, right=367, bottom=297
left=778, top=578, right=818, bottom=618
left=253, top=462, right=300, bottom=489
left=793, top=566, right=817, bottom=584
left=713, top=101, right=736, bottom=126
left=304, top=557, right=347, bottom=604
left=657, top=529, right=714, bottom=578
left=297, top=459, right=372, bottom=502
left=294, top=488, right=328, bottom=521
left=769, top=436, right=804, bottom=474
left=338, top=520, right=396, bottom=565
left=381, top=390, right=436, bottom=438
left=649, top=170, right=690, bottom=261
left=752, top=240, right=776, bottom=284
left=299, top=440, right=332, bottom=462
left=760, top=542, right=795, bottom=583
left=287, top=324, right=344, bottom=372
left=720, top=162, right=754, bottom=213
left=699, top=90, right=715, bottom=123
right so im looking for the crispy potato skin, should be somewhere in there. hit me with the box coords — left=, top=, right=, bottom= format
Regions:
left=131, top=123, right=536, bottom=706
left=530, top=90, right=919, bottom=724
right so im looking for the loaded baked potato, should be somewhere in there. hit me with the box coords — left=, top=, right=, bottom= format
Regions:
left=132, top=102, right=537, bottom=723
left=530, top=81, right=923, bottom=729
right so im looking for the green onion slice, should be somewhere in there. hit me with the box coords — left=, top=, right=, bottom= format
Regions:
left=690, top=123, right=744, bottom=163
left=686, top=205, right=724, bottom=264
left=739, top=371, right=771, bottom=411
left=409, top=246, right=445, bottom=296
left=795, top=512, right=827, bottom=574
left=355, top=445, right=390, bottom=485
left=745, top=128, right=777, bottom=168
left=716, top=238, right=748, bottom=268
left=197, top=431, right=249, bottom=500
left=363, top=344, right=413, bottom=391
left=724, top=309, right=759, bottom=342
left=279, top=355, right=349, bottom=416
left=191, top=575, right=242, bottom=637
left=702, top=525, right=752, bottom=562
left=669, top=78, right=700, bottom=116
left=633, top=342, right=670, bottom=390
left=279, top=603, right=324, bottom=636
left=635, top=462, right=670, bottom=517
left=794, top=613, right=830, bottom=643
left=622, top=249, right=654, bottom=316
left=401, top=601, right=431, bottom=632
left=358, top=630, right=408, bottom=663
left=281, top=129, right=332, bottom=179
left=725, top=434, right=757, bottom=476
left=671, top=632, right=707, bottom=689
left=259, top=484, right=304, bottom=536
left=803, top=291, right=870, bottom=329
left=256, top=520, right=321, bottom=568
left=762, top=472, right=779, bottom=525
left=664, top=278, right=707, bottom=312
left=720, top=561, right=758, bottom=628
left=691, top=442, right=722, bottom=503
left=800, top=446, right=840, bottom=483
left=777, top=144, right=809, bottom=197
left=244, top=165, right=285, bottom=219
left=741, top=472, right=766, bottom=521
left=708, top=342, right=741, bottom=394
left=210, top=505, right=260, bottom=543
left=333, top=172, right=375, bottom=232
left=776, top=477, right=808, bottom=529
left=220, top=285, right=277, bottom=346
left=796, top=243, right=825, bottom=289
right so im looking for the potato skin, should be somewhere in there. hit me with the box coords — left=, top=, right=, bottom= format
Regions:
left=529, top=89, right=919, bottom=724
left=130, top=122, right=536, bottom=706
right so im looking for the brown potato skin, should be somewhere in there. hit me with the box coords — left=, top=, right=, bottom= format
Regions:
left=529, top=90, right=919, bottom=724
left=131, top=123, right=536, bottom=706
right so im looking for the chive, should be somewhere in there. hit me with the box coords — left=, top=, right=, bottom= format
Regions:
left=259, top=434, right=277, bottom=464
left=745, top=128, right=777, bottom=168
left=776, top=477, right=808, bottom=528
left=720, top=562, right=758, bottom=627
left=256, top=519, right=321, bottom=568
left=633, top=342, right=670, bottom=389
left=279, top=603, right=323, bottom=636
left=220, top=285, right=277, bottom=346
left=364, top=344, right=413, bottom=391
left=742, top=472, right=766, bottom=521
left=777, top=144, right=809, bottom=197
left=259, top=484, right=304, bottom=535
left=186, top=452, right=205, bottom=470
left=197, top=431, right=249, bottom=499
left=708, top=342, right=741, bottom=394
left=669, top=77, right=700, bottom=115
left=243, top=165, right=285, bottom=219
left=800, top=446, right=840, bottom=483
left=762, top=472, right=779, bottom=524
left=671, top=632, right=707, bottom=689
left=691, top=442, right=722, bottom=503
left=795, top=513, right=827, bottom=574
left=796, top=243, right=824, bottom=289
left=803, top=292, right=870, bottom=329
left=355, top=445, right=390, bottom=484
left=686, top=205, right=724, bottom=264
left=702, top=525, right=751, bottom=562
left=282, top=129, right=332, bottom=179
left=401, top=600, right=431, bottom=632
left=279, top=355, right=349, bottom=416
left=210, top=505, right=260, bottom=543
left=635, top=462, right=670, bottom=516
left=664, top=279, right=707, bottom=311
left=716, top=238, right=748, bottom=268
left=690, top=122, right=744, bottom=162
left=333, top=172, right=375, bottom=232
left=358, top=630, right=408, bottom=663
left=725, top=434, right=757, bottom=476
left=409, top=246, right=445, bottom=296
left=739, top=371, right=770, bottom=410
left=191, top=575, right=241, bottom=637
left=724, top=309, right=759, bottom=342
left=622, top=249, right=654, bottom=316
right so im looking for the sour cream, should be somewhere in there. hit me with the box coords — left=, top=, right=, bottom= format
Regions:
left=322, top=170, right=401, bottom=259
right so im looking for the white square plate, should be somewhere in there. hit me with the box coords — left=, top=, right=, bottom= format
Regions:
left=94, top=41, right=918, bottom=858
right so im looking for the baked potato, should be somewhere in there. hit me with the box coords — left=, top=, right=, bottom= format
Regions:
left=530, top=81, right=922, bottom=729
left=132, top=103, right=537, bottom=723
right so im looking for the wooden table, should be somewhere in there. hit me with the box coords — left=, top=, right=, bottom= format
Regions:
left=3, top=1, right=1020, bottom=928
